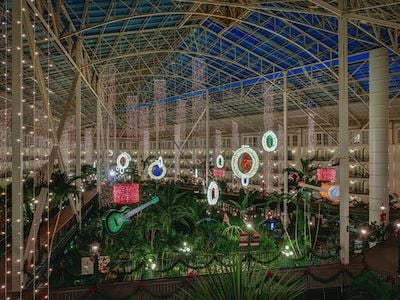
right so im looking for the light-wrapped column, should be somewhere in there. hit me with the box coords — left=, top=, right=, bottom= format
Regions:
left=125, top=95, right=139, bottom=149
left=192, top=58, right=206, bottom=165
left=174, top=124, right=181, bottom=180
left=139, top=107, right=150, bottom=178
left=277, top=124, right=284, bottom=190
left=155, top=79, right=167, bottom=133
left=60, top=116, right=75, bottom=173
left=308, top=113, right=316, bottom=158
left=215, top=129, right=222, bottom=158
left=231, top=120, right=239, bottom=149
left=231, top=120, right=239, bottom=186
left=84, top=128, right=95, bottom=165
left=263, top=83, right=274, bottom=192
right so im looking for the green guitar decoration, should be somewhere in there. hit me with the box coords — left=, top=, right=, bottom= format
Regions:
left=104, top=196, right=159, bottom=235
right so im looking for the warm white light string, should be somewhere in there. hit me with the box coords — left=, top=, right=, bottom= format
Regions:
left=45, top=10, right=51, bottom=298
left=31, top=8, right=37, bottom=298
left=1, top=4, right=9, bottom=298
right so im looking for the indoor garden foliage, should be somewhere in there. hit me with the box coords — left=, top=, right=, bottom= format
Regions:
left=52, top=172, right=343, bottom=287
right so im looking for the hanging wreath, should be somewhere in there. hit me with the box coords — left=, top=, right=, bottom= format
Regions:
left=231, top=145, right=259, bottom=179
left=116, top=152, right=131, bottom=174
left=207, top=181, right=220, bottom=205
left=262, top=130, right=278, bottom=152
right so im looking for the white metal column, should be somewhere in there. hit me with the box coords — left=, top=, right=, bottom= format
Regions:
left=338, top=0, right=350, bottom=265
left=283, top=72, right=288, bottom=230
left=11, top=0, right=24, bottom=292
left=369, top=48, right=389, bottom=224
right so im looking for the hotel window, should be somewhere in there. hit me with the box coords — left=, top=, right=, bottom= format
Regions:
left=292, top=135, right=298, bottom=146
left=222, top=137, right=231, bottom=148
left=352, top=132, right=361, bottom=144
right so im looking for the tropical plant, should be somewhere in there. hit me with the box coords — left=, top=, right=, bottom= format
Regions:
left=228, top=188, right=259, bottom=219
left=48, top=170, right=80, bottom=207
left=179, top=257, right=306, bottom=300
left=285, top=157, right=318, bottom=185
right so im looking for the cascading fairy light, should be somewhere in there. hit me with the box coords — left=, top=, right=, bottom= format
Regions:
left=84, top=128, right=94, bottom=165
left=60, top=116, right=74, bottom=173
left=174, top=124, right=181, bottom=180
left=1, top=4, right=10, bottom=297
left=263, top=82, right=274, bottom=192
left=154, top=79, right=167, bottom=136
left=307, top=101, right=316, bottom=158
left=231, top=120, right=239, bottom=186
left=277, top=124, right=284, bottom=190
left=139, top=106, right=149, bottom=177
left=101, top=65, right=116, bottom=157
left=191, top=58, right=206, bottom=166
left=214, top=129, right=222, bottom=164
left=175, top=97, right=186, bottom=178
left=125, top=95, right=138, bottom=150
left=31, top=10, right=38, bottom=297
left=45, top=9, right=51, bottom=296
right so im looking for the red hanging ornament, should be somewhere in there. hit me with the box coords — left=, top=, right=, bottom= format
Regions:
left=241, top=153, right=252, bottom=173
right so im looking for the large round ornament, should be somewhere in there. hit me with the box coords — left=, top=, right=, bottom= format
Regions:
left=207, top=181, right=220, bottom=205
left=262, top=130, right=278, bottom=152
left=116, top=152, right=131, bottom=174
left=231, top=145, right=259, bottom=179
left=148, top=158, right=167, bottom=180
left=216, top=154, right=224, bottom=168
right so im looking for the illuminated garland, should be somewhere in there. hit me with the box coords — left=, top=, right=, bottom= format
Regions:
left=116, top=152, right=131, bottom=174
left=148, top=157, right=167, bottom=180
left=231, top=146, right=259, bottom=179
left=216, top=154, right=224, bottom=168
left=207, top=181, right=220, bottom=205
left=262, top=130, right=278, bottom=152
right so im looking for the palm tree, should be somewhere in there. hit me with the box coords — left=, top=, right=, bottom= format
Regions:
left=179, top=257, right=306, bottom=300
left=228, top=189, right=259, bottom=219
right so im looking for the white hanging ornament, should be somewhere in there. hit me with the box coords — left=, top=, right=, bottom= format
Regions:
left=116, top=152, right=131, bottom=174
left=216, top=154, right=224, bottom=168
left=207, top=181, right=220, bottom=205
left=262, top=130, right=278, bottom=152
left=241, top=176, right=250, bottom=187
left=148, top=156, right=166, bottom=180
left=231, top=145, right=259, bottom=179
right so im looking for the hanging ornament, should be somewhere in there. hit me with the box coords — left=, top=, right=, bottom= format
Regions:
left=116, top=152, right=131, bottom=174
left=262, top=130, right=278, bottom=152
left=148, top=157, right=166, bottom=180
left=108, top=149, right=114, bottom=157
left=216, top=154, right=224, bottom=168
left=231, top=146, right=259, bottom=179
left=241, top=176, right=250, bottom=187
left=207, top=181, right=220, bottom=205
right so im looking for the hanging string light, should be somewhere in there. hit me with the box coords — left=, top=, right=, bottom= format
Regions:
left=125, top=95, right=138, bottom=150
left=231, top=120, right=239, bottom=187
left=175, top=94, right=186, bottom=180
left=1, top=4, right=10, bottom=297
left=84, top=128, right=94, bottom=165
left=191, top=58, right=206, bottom=166
left=45, top=9, right=51, bottom=297
left=263, top=82, right=274, bottom=193
left=307, top=101, right=316, bottom=158
left=31, top=10, right=38, bottom=297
